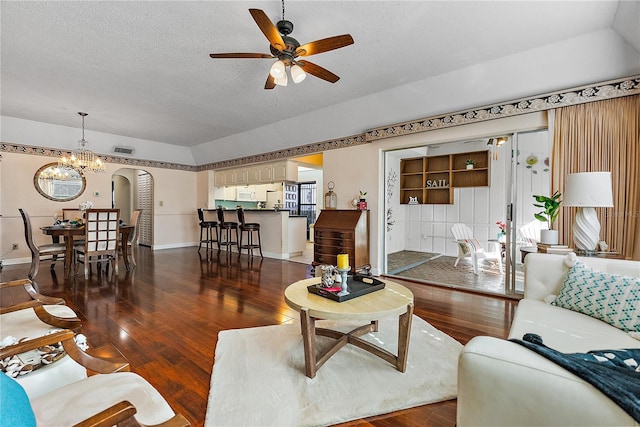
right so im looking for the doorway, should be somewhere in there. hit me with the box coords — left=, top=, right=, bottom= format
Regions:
left=382, top=130, right=550, bottom=298
left=112, top=168, right=154, bottom=247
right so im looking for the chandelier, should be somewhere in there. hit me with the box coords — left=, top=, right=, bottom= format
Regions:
left=39, top=165, right=73, bottom=181
left=58, top=112, right=106, bottom=175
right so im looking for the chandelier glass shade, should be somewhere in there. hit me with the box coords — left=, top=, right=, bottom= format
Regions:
left=58, top=112, right=106, bottom=175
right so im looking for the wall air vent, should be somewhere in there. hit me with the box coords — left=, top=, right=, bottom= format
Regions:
left=113, top=146, right=135, bottom=155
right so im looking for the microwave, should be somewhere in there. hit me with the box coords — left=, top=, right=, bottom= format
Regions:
left=236, top=189, right=255, bottom=201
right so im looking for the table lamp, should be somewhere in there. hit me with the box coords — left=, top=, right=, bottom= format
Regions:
left=563, top=172, right=613, bottom=251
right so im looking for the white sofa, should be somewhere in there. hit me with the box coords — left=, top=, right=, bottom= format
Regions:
left=457, top=253, right=640, bottom=426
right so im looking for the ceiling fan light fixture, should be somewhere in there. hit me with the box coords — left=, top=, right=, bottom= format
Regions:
left=269, top=60, right=286, bottom=79
left=275, top=73, right=288, bottom=86
left=290, top=64, right=306, bottom=83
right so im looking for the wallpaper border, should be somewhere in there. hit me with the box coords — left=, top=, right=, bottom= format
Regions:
left=2, top=75, right=638, bottom=171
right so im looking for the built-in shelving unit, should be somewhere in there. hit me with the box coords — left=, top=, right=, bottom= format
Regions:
left=399, top=150, right=490, bottom=204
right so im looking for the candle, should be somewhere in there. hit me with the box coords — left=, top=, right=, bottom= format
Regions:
left=336, top=254, right=349, bottom=270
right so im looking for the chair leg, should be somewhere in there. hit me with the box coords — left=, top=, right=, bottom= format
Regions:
left=256, top=230, right=263, bottom=258
left=472, top=254, right=479, bottom=275
left=129, top=243, right=136, bottom=267
left=28, top=254, right=40, bottom=280
left=198, top=226, right=204, bottom=253
left=238, top=228, right=244, bottom=257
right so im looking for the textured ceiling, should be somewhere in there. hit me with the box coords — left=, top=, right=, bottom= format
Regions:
left=0, top=1, right=634, bottom=155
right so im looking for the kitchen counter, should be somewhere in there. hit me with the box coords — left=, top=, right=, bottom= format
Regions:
left=203, top=209, right=306, bottom=259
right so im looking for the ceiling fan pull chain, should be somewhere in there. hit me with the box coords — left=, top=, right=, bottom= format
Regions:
left=281, top=0, right=285, bottom=21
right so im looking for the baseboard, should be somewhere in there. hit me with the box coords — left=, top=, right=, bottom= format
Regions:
left=0, top=256, right=32, bottom=266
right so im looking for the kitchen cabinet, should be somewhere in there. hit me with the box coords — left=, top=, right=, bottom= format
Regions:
left=215, top=160, right=299, bottom=186
left=313, top=209, right=370, bottom=274
left=214, top=170, right=226, bottom=187
left=258, top=164, right=274, bottom=183
left=272, top=160, right=298, bottom=182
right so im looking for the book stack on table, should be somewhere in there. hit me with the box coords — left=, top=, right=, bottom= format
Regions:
left=537, top=243, right=574, bottom=254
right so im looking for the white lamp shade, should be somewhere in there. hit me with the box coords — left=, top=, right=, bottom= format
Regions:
left=563, top=172, right=613, bottom=207
left=269, top=60, right=286, bottom=79
left=274, top=73, right=288, bottom=87
left=290, top=64, right=306, bottom=83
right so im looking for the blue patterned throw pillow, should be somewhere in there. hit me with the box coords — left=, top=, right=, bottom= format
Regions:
left=552, top=262, right=640, bottom=332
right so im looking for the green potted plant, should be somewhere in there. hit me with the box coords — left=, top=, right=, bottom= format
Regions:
left=465, top=159, right=476, bottom=169
left=533, top=191, right=562, bottom=244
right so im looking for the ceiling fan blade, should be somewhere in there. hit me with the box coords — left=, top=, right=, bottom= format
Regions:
left=249, top=9, right=286, bottom=52
left=209, top=53, right=274, bottom=59
left=265, top=74, right=276, bottom=90
left=295, top=35, right=354, bottom=57
left=297, top=60, right=340, bottom=83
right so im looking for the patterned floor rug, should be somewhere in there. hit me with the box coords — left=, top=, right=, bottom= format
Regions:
left=390, top=255, right=524, bottom=294
left=387, top=250, right=441, bottom=275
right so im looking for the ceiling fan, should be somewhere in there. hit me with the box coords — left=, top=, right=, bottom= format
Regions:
left=209, top=2, right=354, bottom=89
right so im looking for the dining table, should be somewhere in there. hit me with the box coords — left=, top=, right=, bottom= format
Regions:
left=41, top=224, right=134, bottom=278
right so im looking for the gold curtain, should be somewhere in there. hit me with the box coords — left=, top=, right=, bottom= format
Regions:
left=551, top=94, right=640, bottom=259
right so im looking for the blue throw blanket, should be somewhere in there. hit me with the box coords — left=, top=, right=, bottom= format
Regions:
left=510, top=334, right=640, bottom=423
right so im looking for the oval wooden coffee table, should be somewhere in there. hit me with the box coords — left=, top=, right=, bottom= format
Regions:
left=284, top=277, right=414, bottom=378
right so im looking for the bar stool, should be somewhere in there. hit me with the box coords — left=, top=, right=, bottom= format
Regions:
left=197, top=208, right=219, bottom=254
left=236, top=207, right=263, bottom=258
left=216, top=207, right=239, bottom=254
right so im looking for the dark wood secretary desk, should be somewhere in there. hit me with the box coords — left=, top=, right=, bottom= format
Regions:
left=312, top=209, right=370, bottom=274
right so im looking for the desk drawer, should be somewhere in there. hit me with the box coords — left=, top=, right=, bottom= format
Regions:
left=315, top=230, right=354, bottom=241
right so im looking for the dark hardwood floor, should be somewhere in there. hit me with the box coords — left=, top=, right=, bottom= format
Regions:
left=0, top=247, right=518, bottom=427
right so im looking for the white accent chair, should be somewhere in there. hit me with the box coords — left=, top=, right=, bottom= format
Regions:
left=517, top=219, right=548, bottom=247
left=451, top=223, right=503, bottom=275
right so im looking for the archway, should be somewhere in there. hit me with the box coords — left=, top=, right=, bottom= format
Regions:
left=112, top=168, right=154, bottom=247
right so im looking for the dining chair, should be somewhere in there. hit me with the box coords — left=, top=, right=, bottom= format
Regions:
left=74, top=208, right=120, bottom=279
left=216, top=207, right=238, bottom=254
left=450, top=223, right=503, bottom=275
left=236, top=207, right=263, bottom=257
left=19, top=209, right=66, bottom=281
left=124, top=209, right=143, bottom=267
left=0, top=330, right=188, bottom=426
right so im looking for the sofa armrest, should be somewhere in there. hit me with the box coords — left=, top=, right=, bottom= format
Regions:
left=457, top=336, right=637, bottom=426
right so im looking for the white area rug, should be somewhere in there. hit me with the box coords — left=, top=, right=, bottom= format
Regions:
left=205, top=315, right=462, bottom=427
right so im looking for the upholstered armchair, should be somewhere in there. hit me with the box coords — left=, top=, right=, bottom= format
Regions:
left=1, top=278, right=127, bottom=397
left=0, top=330, right=189, bottom=426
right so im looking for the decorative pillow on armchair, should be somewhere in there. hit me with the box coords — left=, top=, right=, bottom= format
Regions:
left=458, top=239, right=482, bottom=254
left=552, top=261, right=640, bottom=332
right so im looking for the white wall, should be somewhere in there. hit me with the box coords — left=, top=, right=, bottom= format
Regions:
left=515, top=130, right=553, bottom=229
left=0, top=152, right=199, bottom=264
